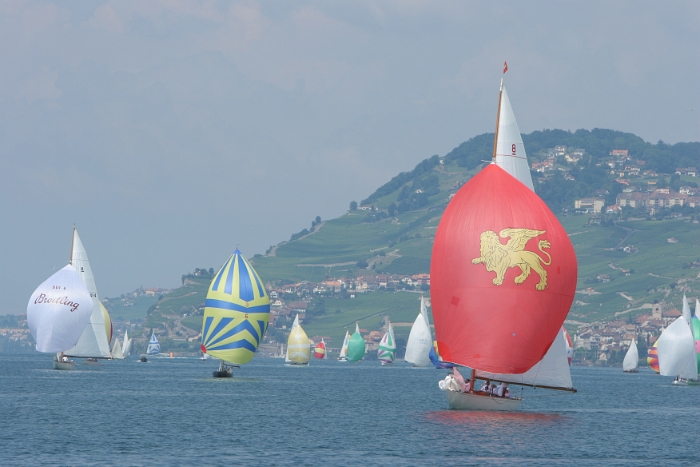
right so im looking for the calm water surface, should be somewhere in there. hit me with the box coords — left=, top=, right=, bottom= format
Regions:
left=1, top=354, right=697, bottom=466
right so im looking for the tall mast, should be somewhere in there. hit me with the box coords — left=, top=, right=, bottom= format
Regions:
left=491, top=78, right=504, bottom=161
left=69, top=225, right=75, bottom=265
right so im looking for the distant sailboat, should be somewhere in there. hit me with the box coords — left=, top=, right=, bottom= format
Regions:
left=314, top=339, right=327, bottom=360
left=111, top=338, right=124, bottom=360
left=404, top=296, right=432, bottom=367
left=27, top=264, right=94, bottom=370
left=64, top=228, right=113, bottom=362
left=285, top=314, right=310, bottom=365
left=433, top=70, right=578, bottom=410
left=338, top=331, right=350, bottom=362
left=347, top=323, right=366, bottom=362
left=377, top=322, right=396, bottom=365
left=648, top=339, right=660, bottom=373
left=147, top=332, right=160, bottom=355
left=200, top=249, right=270, bottom=377
left=122, top=329, right=132, bottom=358
left=622, top=336, right=639, bottom=373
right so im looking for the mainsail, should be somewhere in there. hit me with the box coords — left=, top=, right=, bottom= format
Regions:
left=377, top=323, right=396, bottom=364
left=347, top=323, right=365, bottom=362
left=111, top=338, right=124, bottom=360
left=338, top=331, right=350, bottom=361
left=27, top=264, right=94, bottom=353
left=493, top=80, right=534, bottom=191
left=285, top=314, right=310, bottom=364
left=147, top=332, right=160, bottom=355
left=405, top=296, right=432, bottom=367
left=122, top=329, right=132, bottom=357
left=622, top=337, right=639, bottom=372
left=693, top=301, right=700, bottom=372
left=64, top=228, right=112, bottom=359
left=200, top=249, right=270, bottom=365
left=657, top=316, right=698, bottom=380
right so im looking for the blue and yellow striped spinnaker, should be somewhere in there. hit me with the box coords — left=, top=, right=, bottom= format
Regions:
left=200, top=250, right=270, bottom=365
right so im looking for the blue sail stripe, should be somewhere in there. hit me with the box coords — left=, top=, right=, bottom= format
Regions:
left=205, top=299, right=270, bottom=314
left=237, top=257, right=255, bottom=302
left=258, top=320, right=268, bottom=338
left=251, top=269, right=265, bottom=299
left=204, top=317, right=233, bottom=345
left=212, top=256, right=232, bottom=292
left=207, top=320, right=261, bottom=347
left=224, top=255, right=236, bottom=295
left=202, top=316, right=214, bottom=341
left=208, top=339, right=257, bottom=352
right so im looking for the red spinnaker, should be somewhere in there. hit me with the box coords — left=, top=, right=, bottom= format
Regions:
left=431, top=164, right=577, bottom=374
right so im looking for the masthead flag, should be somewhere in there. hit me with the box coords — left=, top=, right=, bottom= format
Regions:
left=503, top=61, right=508, bottom=74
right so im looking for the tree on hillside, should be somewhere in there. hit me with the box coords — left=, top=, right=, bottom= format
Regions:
left=350, top=201, right=357, bottom=211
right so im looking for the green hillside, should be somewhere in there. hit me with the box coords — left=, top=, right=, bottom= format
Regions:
left=146, top=129, right=700, bottom=344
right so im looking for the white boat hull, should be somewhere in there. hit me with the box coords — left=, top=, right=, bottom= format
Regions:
left=53, top=359, right=75, bottom=371
left=445, top=390, right=523, bottom=411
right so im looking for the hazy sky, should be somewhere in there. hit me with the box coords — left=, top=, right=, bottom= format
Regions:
left=2, top=1, right=699, bottom=314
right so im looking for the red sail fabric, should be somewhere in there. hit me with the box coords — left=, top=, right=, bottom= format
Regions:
left=313, top=341, right=326, bottom=359
left=431, top=164, right=577, bottom=374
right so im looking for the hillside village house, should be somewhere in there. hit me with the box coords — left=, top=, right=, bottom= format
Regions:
left=574, top=198, right=605, bottom=213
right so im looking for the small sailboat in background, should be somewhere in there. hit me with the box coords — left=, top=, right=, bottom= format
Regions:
left=648, top=339, right=660, bottom=373
left=657, top=297, right=698, bottom=385
left=377, top=322, right=396, bottom=365
left=347, top=323, right=366, bottom=362
left=405, top=296, right=432, bottom=367
left=313, top=338, right=327, bottom=360
left=111, top=337, right=124, bottom=360
left=122, top=329, right=132, bottom=358
left=27, top=264, right=94, bottom=370
left=433, top=68, right=578, bottom=410
left=200, top=249, right=270, bottom=377
left=622, top=336, right=639, bottom=373
left=285, top=314, right=310, bottom=365
left=64, top=228, right=113, bottom=363
left=147, top=332, right=160, bottom=355
left=338, top=331, right=350, bottom=362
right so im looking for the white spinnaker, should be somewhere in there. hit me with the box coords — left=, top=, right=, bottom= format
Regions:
left=476, top=329, right=573, bottom=389
left=122, top=329, right=132, bottom=357
left=64, top=229, right=112, bottom=358
left=494, top=83, right=535, bottom=191
left=657, top=317, right=696, bottom=377
left=405, top=296, right=433, bottom=367
left=622, top=339, right=639, bottom=372
left=111, top=338, right=124, bottom=360
left=27, top=264, right=94, bottom=353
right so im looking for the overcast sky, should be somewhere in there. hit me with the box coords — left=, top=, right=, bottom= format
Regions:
left=2, top=1, right=699, bottom=314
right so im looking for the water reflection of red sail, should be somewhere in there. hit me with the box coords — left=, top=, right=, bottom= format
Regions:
left=431, top=164, right=578, bottom=410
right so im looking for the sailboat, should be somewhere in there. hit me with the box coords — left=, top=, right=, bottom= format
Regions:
left=313, top=339, right=327, bottom=360
left=146, top=332, right=160, bottom=355
left=111, top=337, right=124, bottom=360
left=622, top=336, right=639, bottom=373
left=433, top=69, right=578, bottom=410
left=122, top=329, right=132, bottom=358
left=64, top=227, right=113, bottom=363
left=338, top=331, right=350, bottom=362
left=347, top=323, right=366, bottom=362
left=405, top=296, right=433, bottom=367
left=657, top=295, right=698, bottom=385
left=693, top=299, right=700, bottom=373
left=648, top=339, right=660, bottom=373
left=285, top=314, right=311, bottom=365
left=562, top=326, right=573, bottom=366
left=27, top=264, right=95, bottom=370
left=377, top=322, right=396, bottom=365
left=200, top=249, right=270, bottom=377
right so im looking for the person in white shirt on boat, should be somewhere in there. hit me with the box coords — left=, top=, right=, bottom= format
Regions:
left=480, top=381, right=490, bottom=393
left=495, top=382, right=507, bottom=397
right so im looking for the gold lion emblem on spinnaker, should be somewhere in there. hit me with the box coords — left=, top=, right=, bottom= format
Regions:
left=472, top=228, right=552, bottom=291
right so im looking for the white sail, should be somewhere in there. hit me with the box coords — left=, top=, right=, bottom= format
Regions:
left=475, top=329, right=573, bottom=389
left=657, top=316, right=696, bottom=377
left=64, top=228, right=112, bottom=358
left=122, top=329, right=132, bottom=357
left=27, top=264, right=94, bottom=353
left=111, top=338, right=124, bottom=360
left=405, top=296, right=432, bottom=367
left=147, top=332, right=160, bottom=354
left=622, top=338, right=639, bottom=372
left=494, top=81, right=534, bottom=191
left=682, top=294, right=692, bottom=327
left=338, top=331, right=350, bottom=359
left=696, top=299, right=700, bottom=318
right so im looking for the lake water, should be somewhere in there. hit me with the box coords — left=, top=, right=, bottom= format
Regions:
left=1, top=354, right=698, bottom=466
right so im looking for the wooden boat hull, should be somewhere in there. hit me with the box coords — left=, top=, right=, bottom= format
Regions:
left=53, top=359, right=75, bottom=371
left=445, top=390, right=523, bottom=411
